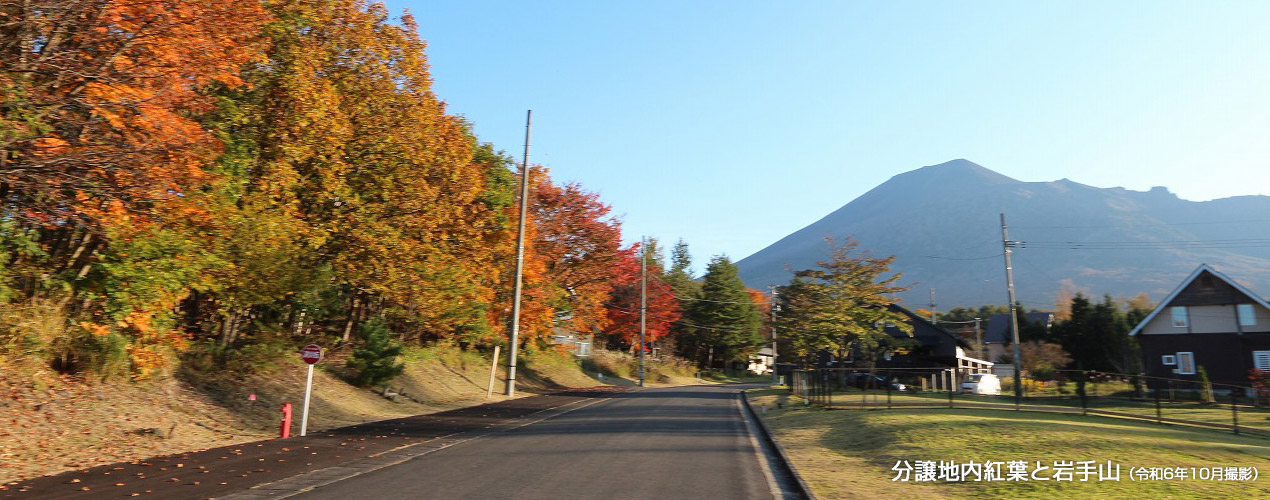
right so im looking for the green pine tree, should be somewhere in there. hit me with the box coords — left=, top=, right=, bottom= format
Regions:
left=682, top=255, right=762, bottom=368
left=347, top=318, right=405, bottom=387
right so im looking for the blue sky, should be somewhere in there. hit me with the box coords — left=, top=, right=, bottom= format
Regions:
left=386, top=1, right=1270, bottom=274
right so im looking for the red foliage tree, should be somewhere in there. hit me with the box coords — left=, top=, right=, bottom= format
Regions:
left=602, top=244, right=682, bottom=350
left=531, top=175, right=624, bottom=334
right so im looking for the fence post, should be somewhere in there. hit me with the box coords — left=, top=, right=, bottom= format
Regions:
left=861, top=378, right=867, bottom=410
left=886, top=371, right=892, bottom=409
left=1155, top=385, right=1163, bottom=424
left=1080, top=381, right=1088, bottom=416
left=1232, top=390, right=1240, bottom=435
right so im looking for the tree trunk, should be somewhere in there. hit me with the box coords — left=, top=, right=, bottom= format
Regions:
left=342, top=294, right=362, bottom=342
left=220, top=309, right=247, bottom=346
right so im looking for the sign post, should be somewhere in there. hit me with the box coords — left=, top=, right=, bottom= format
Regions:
left=299, top=344, right=322, bottom=437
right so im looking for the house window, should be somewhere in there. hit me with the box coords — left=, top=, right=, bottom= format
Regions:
left=1175, top=352, right=1196, bottom=375
left=1238, top=304, right=1257, bottom=326
left=1161, top=355, right=1176, bottom=365
left=1171, top=307, right=1189, bottom=328
left=1254, top=351, right=1270, bottom=371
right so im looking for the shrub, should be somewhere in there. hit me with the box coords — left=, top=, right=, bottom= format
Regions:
left=1198, top=365, right=1215, bottom=403
left=1001, top=377, right=1044, bottom=394
left=347, top=319, right=404, bottom=387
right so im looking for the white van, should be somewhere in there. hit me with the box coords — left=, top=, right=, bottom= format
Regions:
left=961, top=373, right=1001, bottom=395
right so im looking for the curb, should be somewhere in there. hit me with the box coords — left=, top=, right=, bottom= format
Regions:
left=741, top=389, right=817, bottom=500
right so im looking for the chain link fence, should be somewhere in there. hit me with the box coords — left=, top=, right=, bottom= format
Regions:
left=790, top=367, right=1270, bottom=437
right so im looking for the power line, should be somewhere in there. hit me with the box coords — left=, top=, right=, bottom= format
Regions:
left=1012, top=218, right=1270, bottom=230
left=921, top=253, right=1004, bottom=261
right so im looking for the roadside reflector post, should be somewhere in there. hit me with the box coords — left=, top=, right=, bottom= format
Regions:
left=486, top=345, right=501, bottom=398
left=280, top=403, right=293, bottom=439
left=299, top=344, right=323, bottom=437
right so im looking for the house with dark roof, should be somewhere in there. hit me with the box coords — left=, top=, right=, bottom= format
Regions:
left=1128, top=264, right=1270, bottom=387
left=983, top=312, right=1054, bottom=363
left=875, top=305, right=993, bottom=373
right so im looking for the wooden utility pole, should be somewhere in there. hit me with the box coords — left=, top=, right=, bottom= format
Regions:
left=506, top=110, right=532, bottom=397
left=1000, top=213, right=1024, bottom=406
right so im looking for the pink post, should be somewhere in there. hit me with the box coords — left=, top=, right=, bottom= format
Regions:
left=280, top=403, right=293, bottom=439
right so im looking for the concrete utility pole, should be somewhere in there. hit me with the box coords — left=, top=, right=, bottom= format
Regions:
left=506, top=110, right=532, bottom=397
left=929, top=288, right=937, bottom=323
left=769, top=286, right=779, bottom=384
left=639, top=236, right=647, bottom=387
left=1000, top=213, right=1024, bottom=406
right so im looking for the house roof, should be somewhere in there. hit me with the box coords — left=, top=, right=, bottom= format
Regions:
left=885, top=304, right=972, bottom=349
left=984, top=312, right=1053, bottom=344
left=1128, top=263, right=1270, bottom=336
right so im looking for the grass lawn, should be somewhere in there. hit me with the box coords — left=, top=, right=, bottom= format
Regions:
left=822, top=389, right=1270, bottom=435
left=749, top=389, right=1270, bottom=499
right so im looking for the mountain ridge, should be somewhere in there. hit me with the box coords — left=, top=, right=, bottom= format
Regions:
left=736, top=160, right=1270, bottom=308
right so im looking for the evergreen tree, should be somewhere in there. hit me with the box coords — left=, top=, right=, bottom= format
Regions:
left=347, top=318, right=405, bottom=387
left=1053, top=293, right=1138, bottom=373
left=662, top=238, right=699, bottom=298
left=681, top=256, right=762, bottom=368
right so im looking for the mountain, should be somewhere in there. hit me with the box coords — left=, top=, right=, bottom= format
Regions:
left=736, top=159, right=1270, bottom=309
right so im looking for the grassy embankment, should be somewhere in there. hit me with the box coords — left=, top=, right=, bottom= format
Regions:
left=0, top=345, right=697, bottom=483
left=749, top=388, right=1270, bottom=499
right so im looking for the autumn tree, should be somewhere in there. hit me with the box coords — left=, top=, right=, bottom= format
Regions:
left=529, top=175, right=623, bottom=338
left=775, top=237, right=911, bottom=365
left=600, top=243, right=681, bottom=351
left=0, top=0, right=270, bottom=227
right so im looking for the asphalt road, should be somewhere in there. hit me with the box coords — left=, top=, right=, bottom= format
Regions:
left=293, top=384, right=777, bottom=500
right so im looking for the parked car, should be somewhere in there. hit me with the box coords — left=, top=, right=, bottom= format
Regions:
left=961, top=373, right=1001, bottom=395
left=844, top=372, right=907, bottom=392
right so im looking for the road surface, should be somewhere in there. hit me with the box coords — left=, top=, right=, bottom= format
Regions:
left=293, top=384, right=779, bottom=500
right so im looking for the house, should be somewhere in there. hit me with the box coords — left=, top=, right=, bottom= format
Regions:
left=876, top=304, right=993, bottom=374
left=1128, top=264, right=1270, bottom=387
left=549, top=327, right=592, bottom=357
left=983, top=312, right=1054, bottom=362
left=747, top=346, right=774, bottom=375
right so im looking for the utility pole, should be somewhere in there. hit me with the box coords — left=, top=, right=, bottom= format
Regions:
left=974, top=317, right=983, bottom=359
left=1000, top=213, right=1024, bottom=406
left=929, top=288, right=937, bottom=323
left=769, top=286, right=779, bottom=384
left=639, top=236, right=647, bottom=387
left=505, top=110, right=532, bottom=397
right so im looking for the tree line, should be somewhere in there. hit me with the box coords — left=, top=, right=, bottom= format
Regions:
left=0, top=0, right=728, bottom=380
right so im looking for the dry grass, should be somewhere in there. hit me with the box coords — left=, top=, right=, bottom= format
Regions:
left=750, top=389, right=1270, bottom=499
left=0, top=344, right=614, bottom=483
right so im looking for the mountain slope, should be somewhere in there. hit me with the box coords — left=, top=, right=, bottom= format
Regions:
left=736, top=159, right=1270, bottom=308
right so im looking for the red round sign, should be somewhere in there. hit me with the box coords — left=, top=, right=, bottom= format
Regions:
left=300, top=344, right=323, bottom=365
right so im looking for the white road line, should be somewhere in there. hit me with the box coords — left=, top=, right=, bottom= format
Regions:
left=215, top=396, right=610, bottom=499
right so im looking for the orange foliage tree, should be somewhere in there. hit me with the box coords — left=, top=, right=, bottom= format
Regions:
left=0, top=0, right=270, bottom=227
left=529, top=174, right=624, bottom=337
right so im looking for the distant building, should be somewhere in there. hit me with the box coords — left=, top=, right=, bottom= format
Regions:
left=1129, top=264, right=1270, bottom=387
left=550, top=327, right=592, bottom=357
left=877, top=305, right=993, bottom=374
left=747, top=346, right=774, bottom=375
left=983, top=312, right=1054, bottom=362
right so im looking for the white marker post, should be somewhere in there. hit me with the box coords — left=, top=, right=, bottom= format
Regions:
left=299, top=344, right=322, bottom=437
